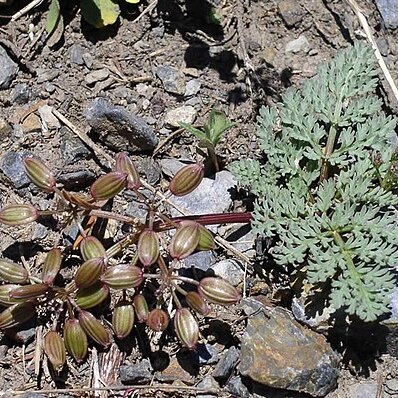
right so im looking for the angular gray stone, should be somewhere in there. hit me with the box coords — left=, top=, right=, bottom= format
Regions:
left=85, top=68, right=109, bottom=85
left=239, top=298, right=339, bottom=397
left=165, top=105, right=197, bottom=127
left=120, top=359, right=152, bottom=384
left=11, top=83, right=33, bottom=104
left=212, top=259, right=244, bottom=286
left=348, top=382, right=378, bottom=398
left=197, top=375, right=219, bottom=397
left=0, top=117, right=11, bottom=138
left=57, top=170, right=96, bottom=190
left=185, top=79, right=201, bottom=97
left=291, top=295, right=334, bottom=331
left=85, top=97, right=158, bottom=152
left=160, top=158, right=185, bottom=177
left=278, top=0, right=305, bottom=27
left=376, top=0, right=398, bottom=29
left=36, top=69, right=59, bottom=83
left=285, top=35, right=311, bottom=53
left=38, top=105, right=60, bottom=130
left=183, top=250, right=216, bottom=271
left=226, top=376, right=251, bottom=398
left=60, top=126, right=91, bottom=165
left=169, top=168, right=236, bottom=220
left=0, top=151, right=32, bottom=188
left=155, top=65, right=186, bottom=95
left=385, top=379, right=398, bottom=394
left=135, top=158, right=161, bottom=184
left=0, top=45, right=18, bottom=89
left=5, top=319, right=36, bottom=344
left=197, top=344, right=219, bottom=365
left=69, top=44, right=85, bottom=65
left=212, top=346, right=240, bottom=379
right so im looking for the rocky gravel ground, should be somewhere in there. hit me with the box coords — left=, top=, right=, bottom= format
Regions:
left=1, top=0, right=398, bottom=397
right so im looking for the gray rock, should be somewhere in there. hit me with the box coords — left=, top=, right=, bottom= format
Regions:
left=160, top=158, right=186, bottom=177
left=37, top=69, right=59, bottom=83
left=135, top=158, right=161, bottom=184
left=85, top=68, right=109, bottom=85
left=82, top=52, right=94, bottom=68
left=219, top=227, right=256, bottom=258
left=44, top=82, right=56, bottom=93
left=69, top=44, right=85, bottom=65
left=152, top=25, right=165, bottom=38
left=291, top=295, right=334, bottom=331
left=165, top=105, right=197, bottom=127
left=278, top=0, right=305, bottom=27
left=60, top=126, right=91, bottom=165
left=385, top=379, right=398, bottom=394
left=185, top=79, right=201, bottom=97
left=197, top=375, right=219, bottom=397
left=31, top=223, right=48, bottom=241
left=212, top=346, right=240, bottom=379
left=155, top=65, right=186, bottom=95
left=197, top=344, right=219, bottom=365
left=348, top=382, right=378, bottom=398
left=11, top=83, right=33, bottom=104
left=125, top=197, right=150, bottom=224
left=38, top=105, right=60, bottom=130
left=5, top=319, right=36, bottom=344
left=113, top=86, right=131, bottom=99
left=136, top=83, right=155, bottom=99
left=0, top=151, right=32, bottom=189
left=0, top=117, right=11, bottom=138
left=183, top=250, right=216, bottom=271
left=239, top=298, right=339, bottom=397
left=226, top=376, right=251, bottom=398
left=57, top=170, right=96, bottom=190
left=119, top=359, right=152, bottom=384
left=197, top=375, right=219, bottom=389
left=0, top=45, right=18, bottom=89
left=85, top=97, right=158, bottom=152
left=285, top=35, right=311, bottom=54
left=212, top=259, right=244, bottom=286
left=169, top=169, right=236, bottom=219
left=376, top=37, right=390, bottom=56
left=18, top=394, right=46, bottom=398
left=376, top=0, right=398, bottom=29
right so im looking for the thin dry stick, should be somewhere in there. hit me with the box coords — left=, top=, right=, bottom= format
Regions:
left=132, top=0, right=158, bottom=24
left=52, top=108, right=252, bottom=263
left=52, top=108, right=113, bottom=170
left=34, top=325, right=43, bottom=376
left=11, top=0, right=45, bottom=21
left=347, top=0, right=398, bottom=104
left=153, top=127, right=184, bottom=155
left=7, top=385, right=220, bottom=396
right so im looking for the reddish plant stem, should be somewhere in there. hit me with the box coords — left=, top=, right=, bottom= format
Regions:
left=153, top=212, right=252, bottom=232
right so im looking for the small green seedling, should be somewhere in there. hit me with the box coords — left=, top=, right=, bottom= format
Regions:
left=180, top=109, right=235, bottom=172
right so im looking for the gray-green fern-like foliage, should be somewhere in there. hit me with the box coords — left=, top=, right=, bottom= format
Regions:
left=230, top=42, right=398, bottom=321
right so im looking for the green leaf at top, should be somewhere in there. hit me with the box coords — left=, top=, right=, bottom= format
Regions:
left=179, top=122, right=207, bottom=141
left=80, top=0, right=120, bottom=28
left=206, top=109, right=235, bottom=145
left=124, top=0, right=140, bottom=3
left=46, top=0, right=61, bottom=34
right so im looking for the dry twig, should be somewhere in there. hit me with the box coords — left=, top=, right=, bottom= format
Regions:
left=11, top=0, right=45, bottom=22
left=347, top=0, right=398, bottom=104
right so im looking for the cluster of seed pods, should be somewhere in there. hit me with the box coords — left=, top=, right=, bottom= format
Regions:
left=0, top=154, right=241, bottom=370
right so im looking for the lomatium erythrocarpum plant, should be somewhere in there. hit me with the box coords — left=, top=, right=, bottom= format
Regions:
left=0, top=154, right=250, bottom=370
